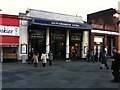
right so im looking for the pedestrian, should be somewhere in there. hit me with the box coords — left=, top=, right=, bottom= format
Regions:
left=90, top=49, right=95, bottom=63
left=32, top=53, right=39, bottom=67
left=41, top=51, right=47, bottom=67
left=28, top=52, right=31, bottom=64
left=73, top=47, right=78, bottom=61
left=94, top=51, right=98, bottom=62
left=49, top=51, right=53, bottom=66
left=30, top=48, right=34, bottom=64
left=86, top=50, right=90, bottom=62
left=99, top=50, right=109, bottom=69
left=111, top=48, right=120, bottom=83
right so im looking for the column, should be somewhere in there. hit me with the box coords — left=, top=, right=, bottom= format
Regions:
left=46, top=27, right=50, bottom=59
left=115, top=36, right=118, bottom=50
left=82, top=31, right=89, bottom=58
left=104, top=35, right=108, bottom=54
left=104, top=35, right=107, bottom=48
left=19, top=19, right=28, bottom=60
left=66, top=30, right=70, bottom=61
left=90, top=32, right=94, bottom=50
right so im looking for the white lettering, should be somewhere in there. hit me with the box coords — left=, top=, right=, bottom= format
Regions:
left=51, top=21, right=81, bottom=27
left=72, top=24, right=79, bottom=27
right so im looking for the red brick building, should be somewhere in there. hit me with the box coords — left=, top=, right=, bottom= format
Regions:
left=87, top=8, right=119, bottom=59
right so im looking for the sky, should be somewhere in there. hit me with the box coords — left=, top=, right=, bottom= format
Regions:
left=0, top=0, right=120, bottom=21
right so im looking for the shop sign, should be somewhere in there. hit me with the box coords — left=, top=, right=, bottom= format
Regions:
left=0, top=26, right=19, bottom=36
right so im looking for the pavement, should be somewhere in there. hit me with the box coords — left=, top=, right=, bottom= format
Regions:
left=1, top=59, right=120, bottom=89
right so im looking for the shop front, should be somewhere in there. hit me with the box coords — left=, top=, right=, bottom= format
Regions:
left=0, top=14, right=20, bottom=62
left=90, top=30, right=119, bottom=61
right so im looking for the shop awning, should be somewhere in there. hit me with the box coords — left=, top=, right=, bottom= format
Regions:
left=28, top=19, right=92, bottom=30
left=0, top=36, right=19, bottom=47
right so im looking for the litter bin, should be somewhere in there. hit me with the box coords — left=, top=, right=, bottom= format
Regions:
left=22, top=55, right=26, bottom=63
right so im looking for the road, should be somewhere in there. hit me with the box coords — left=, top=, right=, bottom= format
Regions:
left=1, top=59, right=120, bottom=89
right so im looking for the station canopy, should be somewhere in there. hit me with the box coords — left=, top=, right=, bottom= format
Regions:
left=26, top=9, right=92, bottom=30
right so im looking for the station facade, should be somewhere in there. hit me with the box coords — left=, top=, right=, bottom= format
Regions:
left=19, top=9, right=91, bottom=61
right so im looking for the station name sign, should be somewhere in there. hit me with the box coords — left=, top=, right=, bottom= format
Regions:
left=0, top=26, right=19, bottom=36
left=51, top=21, right=80, bottom=27
left=32, top=19, right=91, bottom=29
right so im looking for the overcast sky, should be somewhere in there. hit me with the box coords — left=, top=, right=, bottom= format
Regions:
left=0, top=0, right=119, bottom=21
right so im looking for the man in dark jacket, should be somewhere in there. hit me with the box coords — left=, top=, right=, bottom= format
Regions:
left=99, top=50, right=109, bottom=69
left=111, top=48, right=120, bottom=83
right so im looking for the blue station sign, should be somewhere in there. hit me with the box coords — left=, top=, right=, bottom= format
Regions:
left=29, top=19, right=92, bottom=30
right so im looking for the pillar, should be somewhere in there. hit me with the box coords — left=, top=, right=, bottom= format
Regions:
left=82, top=31, right=89, bottom=58
left=90, top=32, right=94, bottom=50
left=66, top=30, right=70, bottom=61
left=19, top=19, right=28, bottom=60
left=104, top=35, right=107, bottom=47
left=115, top=36, right=118, bottom=50
left=104, top=35, right=108, bottom=54
left=46, top=27, right=50, bottom=59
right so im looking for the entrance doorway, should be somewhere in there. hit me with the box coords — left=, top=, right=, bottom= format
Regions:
left=28, top=29, right=46, bottom=58
left=70, top=32, right=82, bottom=60
left=94, top=43, right=103, bottom=62
left=50, top=30, right=65, bottom=60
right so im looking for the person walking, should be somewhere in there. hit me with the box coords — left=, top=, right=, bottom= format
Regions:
left=49, top=51, right=53, bottom=66
left=86, top=50, right=90, bottom=62
left=41, top=51, right=47, bottom=67
left=73, top=47, right=78, bottom=61
left=32, top=53, right=39, bottom=67
left=90, top=49, right=95, bottom=63
left=99, top=50, right=109, bottom=69
left=111, top=48, right=120, bottom=83
left=30, top=48, right=34, bottom=64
